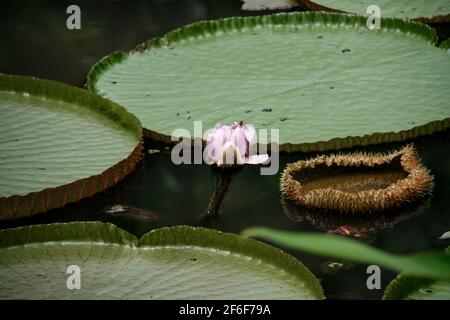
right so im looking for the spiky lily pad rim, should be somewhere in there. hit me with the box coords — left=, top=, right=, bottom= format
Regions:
left=301, top=1, right=450, bottom=23
left=85, top=12, right=450, bottom=152
left=281, top=145, right=434, bottom=213
left=0, top=222, right=325, bottom=299
left=0, top=74, right=143, bottom=220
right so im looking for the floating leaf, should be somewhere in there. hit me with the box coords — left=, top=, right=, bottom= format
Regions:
left=383, top=275, right=450, bottom=300
left=0, top=75, right=142, bottom=220
left=242, top=0, right=301, bottom=11
left=441, top=37, right=450, bottom=50
left=0, top=222, right=324, bottom=299
left=281, top=145, right=433, bottom=213
left=302, top=0, right=450, bottom=22
left=87, top=13, right=450, bottom=152
left=242, top=227, right=450, bottom=280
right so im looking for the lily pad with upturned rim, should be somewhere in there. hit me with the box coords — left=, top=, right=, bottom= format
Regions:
left=242, top=0, right=302, bottom=11
left=441, top=37, right=450, bottom=50
left=301, top=0, right=450, bottom=22
left=281, top=145, right=433, bottom=213
left=383, top=247, right=450, bottom=300
left=87, top=12, right=450, bottom=152
left=0, top=222, right=324, bottom=300
left=0, top=75, right=142, bottom=220
left=383, top=274, right=450, bottom=300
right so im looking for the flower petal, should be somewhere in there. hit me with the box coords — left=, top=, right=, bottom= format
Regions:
left=231, top=126, right=248, bottom=158
left=205, top=131, right=214, bottom=144
left=218, top=141, right=244, bottom=166
left=245, top=154, right=269, bottom=165
left=208, top=127, right=227, bottom=161
left=243, top=124, right=256, bottom=142
left=221, top=125, right=233, bottom=143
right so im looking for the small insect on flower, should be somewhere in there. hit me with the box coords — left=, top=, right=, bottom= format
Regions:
left=204, top=121, right=269, bottom=167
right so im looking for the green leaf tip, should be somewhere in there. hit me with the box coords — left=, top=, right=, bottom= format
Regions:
left=242, top=227, right=450, bottom=280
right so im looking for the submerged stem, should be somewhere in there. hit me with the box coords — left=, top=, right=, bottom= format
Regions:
left=205, top=168, right=236, bottom=216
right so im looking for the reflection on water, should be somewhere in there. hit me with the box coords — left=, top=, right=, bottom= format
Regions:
left=1, top=0, right=450, bottom=300
left=282, top=196, right=429, bottom=242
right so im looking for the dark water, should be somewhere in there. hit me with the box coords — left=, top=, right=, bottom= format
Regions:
left=1, top=0, right=449, bottom=300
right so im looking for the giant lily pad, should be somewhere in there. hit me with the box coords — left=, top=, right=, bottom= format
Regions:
left=87, top=13, right=450, bottom=152
left=441, top=37, right=450, bottom=50
left=242, top=0, right=302, bottom=11
left=301, top=0, right=450, bottom=22
left=383, top=275, right=450, bottom=300
left=383, top=247, right=450, bottom=299
left=0, top=222, right=324, bottom=300
left=0, top=75, right=142, bottom=220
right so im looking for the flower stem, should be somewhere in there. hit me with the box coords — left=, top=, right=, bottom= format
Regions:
left=205, top=169, right=234, bottom=216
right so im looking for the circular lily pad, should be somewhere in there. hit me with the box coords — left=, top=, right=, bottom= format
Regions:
left=383, top=274, right=450, bottom=300
left=441, top=37, right=450, bottom=50
left=302, top=0, right=450, bottom=22
left=0, top=75, right=142, bottom=220
left=0, top=222, right=324, bottom=300
left=281, top=145, right=433, bottom=213
left=242, top=0, right=302, bottom=11
left=87, top=13, right=450, bottom=152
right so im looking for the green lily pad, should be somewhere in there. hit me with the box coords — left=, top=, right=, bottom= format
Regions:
left=0, top=222, right=324, bottom=300
left=383, top=275, right=450, bottom=300
left=242, top=0, right=301, bottom=11
left=87, top=13, right=450, bottom=152
left=441, top=37, right=450, bottom=50
left=302, top=0, right=450, bottom=22
left=0, top=75, right=142, bottom=220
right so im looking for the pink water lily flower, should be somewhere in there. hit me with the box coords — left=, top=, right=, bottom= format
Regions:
left=204, top=121, right=269, bottom=167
